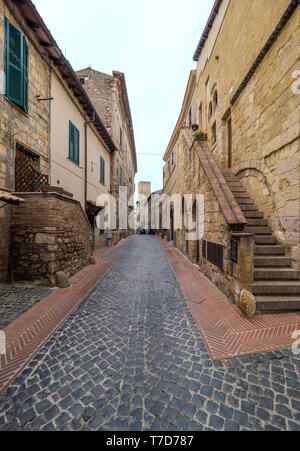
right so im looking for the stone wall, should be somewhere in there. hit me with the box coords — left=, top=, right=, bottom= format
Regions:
left=11, top=193, right=92, bottom=285
left=191, top=0, right=300, bottom=267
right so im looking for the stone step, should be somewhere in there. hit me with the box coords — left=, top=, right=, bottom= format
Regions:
left=240, top=204, right=260, bottom=212
left=254, top=235, right=277, bottom=245
left=244, top=225, right=272, bottom=234
left=251, top=281, right=300, bottom=295
left=232, top=192, right=250, bottom=199
left=247, top=218, right=269, bottom=226
left=235, top=198, right=255, bottom=205
left=254, top=245, right=285, bottom=256
left=254, top=256, right=292, bottom=268
left=254, top=268, right=300, bottom=280
left=230, top=187, right=247, bottom=193
left=244, top=211, right=264, bottom=219
left=222, top=174, right=239, bottom=182
left=256, top=296, right=300, bottom=312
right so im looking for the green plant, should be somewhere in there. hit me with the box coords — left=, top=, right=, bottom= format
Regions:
left=194, top=130, right=208, bottom=140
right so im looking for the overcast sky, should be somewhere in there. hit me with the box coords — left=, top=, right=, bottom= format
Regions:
left=34, top=0, right=215, bottom=193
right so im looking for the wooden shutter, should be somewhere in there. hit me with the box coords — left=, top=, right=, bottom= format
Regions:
left=69, top=122, right=80, bottom=165
left=23, top=36, right=28, bottom=113
left=100, top=157, right=105, bottom=184
left=69, top=122, right=74, bottom=162
left=74, top=127, right=80, bottom=165
left=5, top=18, right=24, bottom=108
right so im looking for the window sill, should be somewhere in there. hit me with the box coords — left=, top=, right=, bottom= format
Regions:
left=4, top=96, right=29, bottom=118
left=67, top=158, right=82, bottom=168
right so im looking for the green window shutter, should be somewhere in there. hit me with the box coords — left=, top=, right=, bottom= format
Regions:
left=69, top=122, right=80, bottom=165
left=23, top=36, right=28, bottom=113
left=74, top=127, right=80, bottom=165
left=69, top=121, right=74, bottom=162
left=100, top=157, right=105, bottom=184
left=5, top=18, right=28, bottom=111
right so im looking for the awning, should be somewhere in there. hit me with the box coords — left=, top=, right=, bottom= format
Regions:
left=0, top=192, right=25, bottom=206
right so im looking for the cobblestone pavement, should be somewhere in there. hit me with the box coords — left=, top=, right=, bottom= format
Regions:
left=0, top=236, right=299, bottom=431
left=0, top=286, right=53, bottom=330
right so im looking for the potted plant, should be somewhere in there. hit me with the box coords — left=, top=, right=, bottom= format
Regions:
left=194, top=130, right=208, bottom=141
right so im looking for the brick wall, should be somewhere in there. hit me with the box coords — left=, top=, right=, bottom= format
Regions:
left=11, top=193, right=92, bottom=285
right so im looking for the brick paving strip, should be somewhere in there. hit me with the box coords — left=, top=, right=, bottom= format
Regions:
left=158, top=238, right=300, bottom=360
left=0, top=238, right=131, bottom=396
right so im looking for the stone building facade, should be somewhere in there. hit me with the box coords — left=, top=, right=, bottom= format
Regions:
left=0, top=0, right=51, bottom=282
left=76, top=67, right=137, bottom=243
left=163, top=0, right=300, bottom=314
left=0, top=0, right=118, bottom=283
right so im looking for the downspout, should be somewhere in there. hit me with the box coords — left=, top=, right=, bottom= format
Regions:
left=84, top=111, right=96, bottom=213
left=84, top=112, right=96, bottom=255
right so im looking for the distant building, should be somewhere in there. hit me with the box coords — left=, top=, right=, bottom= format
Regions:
left=76, top=67, right=137, bottom=243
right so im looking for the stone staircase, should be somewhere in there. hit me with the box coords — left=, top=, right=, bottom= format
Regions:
left=222, top=170, right=300, bottom=313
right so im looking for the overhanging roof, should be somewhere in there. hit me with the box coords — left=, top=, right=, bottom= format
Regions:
left=193, top=0, right=223, bottom=62
left=13, top=0, right=116, bottom=153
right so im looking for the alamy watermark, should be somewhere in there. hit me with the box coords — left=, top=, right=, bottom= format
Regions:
left=292, top=330, right=300, bottom=355
left=0, top=331, right=6, bottom=355
left=292, top=70, right=300, bottom=95
left=96, top=188, right=205, bottom=241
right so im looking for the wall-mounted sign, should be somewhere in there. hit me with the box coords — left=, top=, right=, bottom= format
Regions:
left=231, top=238, right=238, bottom=264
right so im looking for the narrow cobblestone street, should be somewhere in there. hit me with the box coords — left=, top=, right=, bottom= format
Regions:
left=0, top=236, right=299, bottom=431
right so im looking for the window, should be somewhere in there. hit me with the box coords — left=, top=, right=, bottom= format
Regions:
left=100, top=156, right=105, bottom=184
left=213, top=90, right=218, bottom=109
left=188, top=108, right=192, bottom=128
left=69, top=121, right=80, bottom=165
left=212, top=121, right=217, bottom=144
left=120, top=128, right=122, bottom=149
left=5, top=18, right=28, bottom=112
left=199, top=103, right=203, bottom=129
left=79, top=78, right=85, bottom=85
left=119, top=167, right=123, bottom=185
left=209, top=102, right=213, bottom=120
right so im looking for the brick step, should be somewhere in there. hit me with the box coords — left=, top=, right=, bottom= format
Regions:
left=254, top=268, right=300, bottom=280
left=222, top=171, right=239, bottom=182
left=244, top=225, right=272, bottom=234
left=244, top=211, right=264, bottom=219
left=254, top=256, right=292, bottom=268
left=240, top=204, right=259, bottom=212
left=254, top=235, right=277, bottom=245
left=251, top=281, right=300, bottom=295
left=254, top=245, right=285, bottom=256
left=256, top=296, right=300, bottom=311
left=247, top=218, right=269, bottom=226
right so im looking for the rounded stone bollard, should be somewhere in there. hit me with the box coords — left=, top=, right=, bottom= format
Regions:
left=239, top=289, right=256, bottom=318
left=55, top=271, right=70, bottom=289
left=90, top=256, right=97, bottom=265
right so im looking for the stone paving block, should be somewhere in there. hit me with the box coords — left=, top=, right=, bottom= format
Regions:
left=0, top=237, right=299, bottom=431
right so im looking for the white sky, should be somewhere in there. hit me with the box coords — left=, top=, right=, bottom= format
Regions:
left=34, top=0, right=215, bottom=193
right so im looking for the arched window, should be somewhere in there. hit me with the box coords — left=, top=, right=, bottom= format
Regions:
left=213, top=90, right=218, bottom=109
left=198, top=103, right=203, bottom=128
left=208, top=102, right=213, bottom=121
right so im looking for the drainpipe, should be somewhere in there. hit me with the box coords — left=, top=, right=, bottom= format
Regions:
left=84, top=112, right=96, bottom=212
left=84, top=112, right=95, bottom=255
